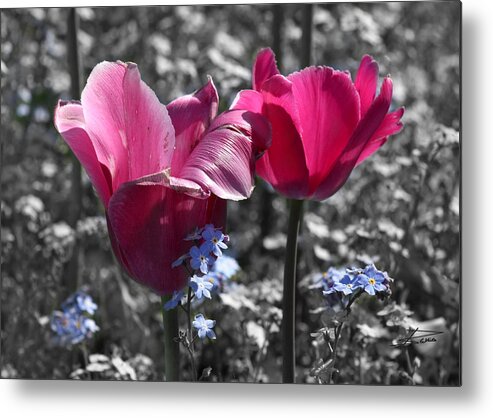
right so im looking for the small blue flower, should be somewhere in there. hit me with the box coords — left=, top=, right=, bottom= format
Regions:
left=189, top=243, right=214, bottom=274
left=207, top=254, right=240, bottom=290
left=50, top=310, right=72, bottom=335
left=357, top=264, right=388, bottom=295
left=332, top=274, right=361, bottom=295
left=82, top=317, right=99, bottom=334
left=77, top=293, right=97, bottom=315
left=192, top=314, right=216, bottom=340
left=69, top=317, right=99, bottom=344
left=202, top=227, right=228, bottom=256
left=164, top=289, right=185, bottom=310
left=62, top=291, right=98, bottom=315
left=312, top=269, right=328, bottom=287
left=364, top=264, right=388, bottom=283
left=50, top=310, right=99, bottom=345
left=320, top=268, right=346, bottom=294
left=213, top=255, right=239, bottom=278
left=190, top=275, right=214, bottom=299
left=346, top=266, right=364, bottom=275
left=201, top=224, right=215, bottom=236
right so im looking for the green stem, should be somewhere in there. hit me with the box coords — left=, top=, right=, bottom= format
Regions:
left=329, top=323, right=343, bottom=384
left=328, top=291, right=361, bottom=383
left=186, top=287, right=197, bottom=381
left=282, top=198, right=304, bottom=383
left=161, top=295, right=180, bottom=382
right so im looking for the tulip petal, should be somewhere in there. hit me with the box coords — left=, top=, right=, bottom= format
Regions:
left=81, top=61, right=175, bottom=190
left=168, top=78, right=219, bottom=174
left=355, top=55, right=379, bottom=118
left=287, top=67, right=360, bottom=196
left=231, top=89, right=264, bottom=114
left=256, top=74, right=309, bottom=199
left=312, top=77, right=393, bottom=200
left=177, top=126, right=256, bottom=201
left=80, top=61, right=127, bottom=185
left=356, top=107, right=404, bottom=166
left=54, top=100, right=112, bottom=207
left=253, top=48, right=280, bottom=91
left=107, top=178, right=224, bottom=295
left=122, top=62, right=175, bottom=179
left=207, top=109, right=272, bottom=156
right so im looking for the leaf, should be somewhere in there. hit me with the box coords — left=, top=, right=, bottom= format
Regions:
left=378, top=219, right=404, bottom=240
left=89, top=354, right=110, bottom=363
left=262, top=233, right=286, bottom=250
left=86, top=363, right=111, bottom=373
left=246, top=321, right=266, bottom=348
left=111, top=357, right=137, bottom=380
left=305, top=213, right=330, bottom=238
left=313, top=244, right=330, bottom=261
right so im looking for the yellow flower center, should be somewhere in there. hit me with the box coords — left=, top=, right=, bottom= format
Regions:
left=369, top=278, right=376, bottom=285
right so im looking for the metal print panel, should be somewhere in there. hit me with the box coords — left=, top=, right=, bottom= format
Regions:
left=0, top=1, right=460, bottom=385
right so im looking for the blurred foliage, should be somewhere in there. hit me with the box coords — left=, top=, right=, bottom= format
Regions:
left=1, top=2, right=459, bottom=384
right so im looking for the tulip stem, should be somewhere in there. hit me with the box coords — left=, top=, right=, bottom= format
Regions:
left=161, top=295, right=180, bottom=382
left=282, top=198, right=304, bottom=383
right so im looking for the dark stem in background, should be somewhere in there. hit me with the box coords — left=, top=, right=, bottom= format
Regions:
left=66, top=8, right=82, bottom=225
left=272, top=4, right=284, bottom=71
left=259, top=5, right=285, bottom=241
left=301, top=4, right=314, bottom=68
left=62, top=8, right=83, bottom=298
left=282, top=199, right=304, bottom=383
left=161, top=295, right=180, bottom=382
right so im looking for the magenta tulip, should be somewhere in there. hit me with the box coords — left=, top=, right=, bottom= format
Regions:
left=55, top=61, right=270, bottom=295
left=232, top=48, right=404, bottom=200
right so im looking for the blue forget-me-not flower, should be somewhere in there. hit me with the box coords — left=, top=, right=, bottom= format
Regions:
left=189, top=243, right=214, bottom=274
left=190, top=275, right=214, bottom=299
left=202, top=227, right=228, bottom=257
left=193, top=314, right=216, bottom=340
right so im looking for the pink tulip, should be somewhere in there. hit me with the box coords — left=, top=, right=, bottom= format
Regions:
left=54, top=61, right=270, bottom=295
left=232, top=48, right=404, bottom=200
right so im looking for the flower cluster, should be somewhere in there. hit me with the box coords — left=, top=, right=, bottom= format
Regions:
left=50, top=290, right=99, bottom=346
left=172, top=224, right=229, bottom=276
left=166, top=224, right=232, bottom=341
left=188, top=224, right=229, bottom=275
left=315, top=264, right=392, bottom=313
